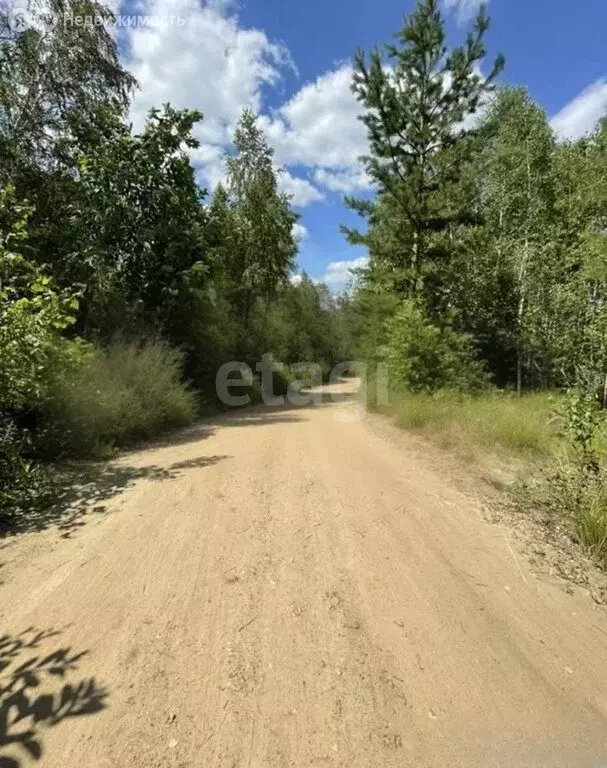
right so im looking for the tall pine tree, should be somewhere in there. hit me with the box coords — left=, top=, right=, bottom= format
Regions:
left=344, top=0, right=503, bottom=299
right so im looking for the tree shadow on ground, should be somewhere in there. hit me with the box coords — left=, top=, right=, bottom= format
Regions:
left=2, top=454, right=231, bottom=539
left=1, top=384, right=356, bottom=540
left=0, top=627, right=107, bottom=768
left=141, top=411, right=307, bottom=450
left=145, top=386, right=357, bottom=449
left=119, top=382, right=358, bottom=455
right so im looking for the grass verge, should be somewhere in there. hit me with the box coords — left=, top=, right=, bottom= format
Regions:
left=370, top=387, right=607, bottom=566
left=372, top=389, right=560, bottom=460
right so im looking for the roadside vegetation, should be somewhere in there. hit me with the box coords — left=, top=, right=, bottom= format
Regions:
left=341, top=2, right=607, bottom=564
left=372, top=391, right=559, bottom=459
left=0, top=1, right=350, bottom=526
left=1, top=0, right=606, bottom=568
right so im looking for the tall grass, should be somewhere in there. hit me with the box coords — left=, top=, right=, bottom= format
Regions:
left=375, top=389, right=559, bottom=459
left=520, top=451, right=607, bottom=565
left=576, top=488, right=607, bottom=562
left=40, top=339, right=197, bottom=457
left=373, top=387, right=607, bottom=564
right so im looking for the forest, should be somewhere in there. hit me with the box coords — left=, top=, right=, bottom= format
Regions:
left=1, top=0, right=606, bottom=560
left=0, top=0, right=353, bottom=522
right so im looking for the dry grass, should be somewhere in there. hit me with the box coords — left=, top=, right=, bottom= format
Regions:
left=372, top=387, right=607, bottom=565
left=373, top=389, right=560, bottom=460
left=40, top=339, right=197, bottom=457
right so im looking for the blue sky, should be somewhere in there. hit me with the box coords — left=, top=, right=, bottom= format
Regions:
left=109, top=0, right=607, bottom=288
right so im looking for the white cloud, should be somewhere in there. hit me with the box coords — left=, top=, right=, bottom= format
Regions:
left=188, top=143, right=226, bottom=190
left=127, top=0, right=290, bottom=136
left=120, top=3, right=373, bottom=204
left=124, top=0, right=292, bottom=186
left=292, top=222, right=308, bottom=241
left=261, top=65, right=367, bottom=169
left=443, top=0, right=486, bottom=24
left=278, top=169, right=324, bottom=206
left=313, top=167, right=372, bottom=194
left=551, top=79, right=607, bottom=141
left=259, top=65, right=370, bottom=195
left=320, top=256, right=369, bottom=288
left=121, top=0, right=333, bottom=206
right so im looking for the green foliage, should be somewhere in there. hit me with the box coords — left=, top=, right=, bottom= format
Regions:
left=260, top=357, right=295, bottom=400
left=534, top=382, right=607, bottom=561
left=27, top=102, right=208, bottom=334
left=521, top=385, right=607, bottom=563
left=289, top=362, right=325, bottom=388
left=0, top=188, right=75, bottom=523
left=346, top=31, right=607, bottom=395
left=0, top=414, right=50, bottom=526
left=226, top=110, right=297, bottom=325
left=559, top=384, right=605, bottom=468
left=39, top=340, right=197, bottom=458
left=532, top=455, right=607, bottom=563
left=380, top=389, right=558, bottom=458
left=254, top=275, right=348, bottom=374
left=0, top=0, right=135, bottom=178
left=0, top=188, right=77, bottom=408
left=346, top=0, right=503, bottom=296
left=386, top=301, right=489, bottom=392
left=170, top=281, right=240, bottom=405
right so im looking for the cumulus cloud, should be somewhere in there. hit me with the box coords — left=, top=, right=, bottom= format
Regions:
left=260, top=65, right=371, bottom=195
left=313, top=167, right=372, bottom=194
left=123, top=0, right=293, bottom=193
left=120, top=2, right=373, bottom=203
left=188, top=143, right=227, bottom=190
left=261, top=65, right=367, bottom=169
left=551, top=79, right=607, bottom=141
left=278, top=169, right=324, bottom=206
left=292, top=222, right=308, bottom=242
left=320, top=256, right=369, bottom=288
left=126, top=0, right=290, bottom=136
left=443, top=0, right=487, bottom=24
left=120, top=0, right=337, bottom=210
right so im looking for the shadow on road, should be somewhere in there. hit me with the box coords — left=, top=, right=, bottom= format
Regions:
left=2, top=384, right=357, bottom=540
left=149, top=386, right=357, bottom=445
left=0, top=627, right=107, bottom=768
left=2, top=454, right=231, bottom=539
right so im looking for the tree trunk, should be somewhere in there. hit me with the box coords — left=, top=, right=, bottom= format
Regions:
left=516, top=254, right=527, bottom=398
left=516, top=139, right=533, bottom=397
left=516, top=342, right=523, bottom=397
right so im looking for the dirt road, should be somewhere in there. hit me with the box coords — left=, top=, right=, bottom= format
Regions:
left=1, top=381, right=606, bottom=767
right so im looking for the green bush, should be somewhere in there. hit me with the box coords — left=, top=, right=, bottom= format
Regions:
left=39, top=339, right=197, bottom=457
left=259, top=356, right=295, bottom=400
left=170, top=282, right=240, bottom=406
left=521, top=453, right=607, bottom=565
left=0, top=187, right=77, bottom=522
left=290, top=362, right=325, bottom=388
left=520, top=388, right=607, bottom=563
left=0, top=413, right=50, bottom=525
left=0, top=189, right=78, bottom=410
left=575, top=486, right=607, bottom=562
left=386, top=301, right=489, bottom=393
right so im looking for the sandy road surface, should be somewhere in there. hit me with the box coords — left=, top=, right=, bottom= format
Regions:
left=1, top=380, right=606, bottom=767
